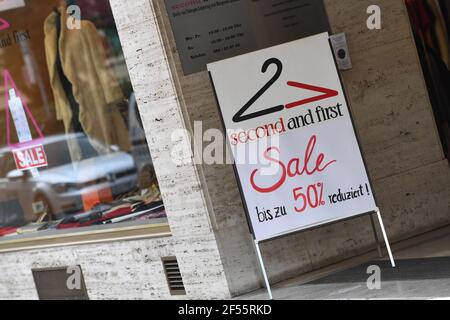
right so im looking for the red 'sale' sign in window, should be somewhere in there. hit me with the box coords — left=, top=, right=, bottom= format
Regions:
left=12, top=144, right=48, bottom=171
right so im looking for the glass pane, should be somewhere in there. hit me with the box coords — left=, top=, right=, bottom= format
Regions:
left=0, top=0, right=167, bottom=241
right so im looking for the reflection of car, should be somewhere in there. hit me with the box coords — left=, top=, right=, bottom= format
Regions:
left=0, top=134, right=138, bottom=222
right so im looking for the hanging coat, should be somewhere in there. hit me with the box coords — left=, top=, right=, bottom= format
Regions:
left=44, top=7, right=131, bottom=159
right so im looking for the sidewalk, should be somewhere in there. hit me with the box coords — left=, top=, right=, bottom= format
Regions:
left=237, top=225, right=450, bottom=300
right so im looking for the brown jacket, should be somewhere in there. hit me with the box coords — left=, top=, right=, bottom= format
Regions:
left=44, top=7, right=131, bottom=159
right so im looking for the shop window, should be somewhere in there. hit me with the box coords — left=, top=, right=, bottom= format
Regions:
left=0, top=0, right=168, bottom=248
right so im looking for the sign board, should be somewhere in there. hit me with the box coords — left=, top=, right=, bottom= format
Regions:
left=12, top=144, right=48, bottom=171
left=208, top=33, right=377, bottom=241
left=165, top=0, right=329, bottom=74
left=0, top=0, right=25, bottom=12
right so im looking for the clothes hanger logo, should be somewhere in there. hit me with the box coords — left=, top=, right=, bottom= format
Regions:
left=232, top=58, right=339, bottom=123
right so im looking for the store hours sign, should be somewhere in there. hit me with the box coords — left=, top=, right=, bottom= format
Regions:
left=165, top=0, right=329, bottom=74
left=208, top=33, right=377, bottom=241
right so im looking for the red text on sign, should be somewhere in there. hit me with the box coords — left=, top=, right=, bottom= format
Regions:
left=293, top=182, right=326, bottom=213
left=250, top=135, right=336, bottom=193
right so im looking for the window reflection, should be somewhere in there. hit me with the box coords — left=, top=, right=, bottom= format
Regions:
left=0, top=1, right=166, bottom=240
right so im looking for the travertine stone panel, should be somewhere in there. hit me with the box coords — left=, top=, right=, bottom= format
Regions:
left=0, top=235, right=232, bottom=299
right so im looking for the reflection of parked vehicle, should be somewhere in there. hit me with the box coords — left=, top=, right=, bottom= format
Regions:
left=0, top=134, right=138, bottom=222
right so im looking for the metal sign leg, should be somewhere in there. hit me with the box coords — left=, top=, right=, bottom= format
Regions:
left=370, top=213, right=383, bottom=258
left=375, top=208, right=396, bottom=268
left=254, top=240, right=273, bottom=300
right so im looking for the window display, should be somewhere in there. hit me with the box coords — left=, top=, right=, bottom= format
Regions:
left=0, top=0, right=167, bottom=244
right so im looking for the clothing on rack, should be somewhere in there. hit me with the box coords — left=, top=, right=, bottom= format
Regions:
left=44, top=6, right=131, bottom=161
left=103, top=206, right=166, bottom=224
left=16, top=222, right=49, bottom=235
left=0, top=227, right=18, bottom=237
left=56, top=197, right=165, bottom=229
left=56, top=202, right=129, bottom=229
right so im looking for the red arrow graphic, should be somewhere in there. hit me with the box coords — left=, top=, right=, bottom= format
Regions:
left=0, top=18, right=10, bottom=31
left=285, top=81, right=339, bottom=109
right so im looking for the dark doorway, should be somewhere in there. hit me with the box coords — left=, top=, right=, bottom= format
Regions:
left=405, top=0, right=450, bottom=162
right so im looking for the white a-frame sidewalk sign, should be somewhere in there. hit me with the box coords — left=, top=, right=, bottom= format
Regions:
left=208, top=32, right=395, bottom=299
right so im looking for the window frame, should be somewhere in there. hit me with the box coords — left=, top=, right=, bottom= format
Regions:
left=0, top=222, right=171, bottom=253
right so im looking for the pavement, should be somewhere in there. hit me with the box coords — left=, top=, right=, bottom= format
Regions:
left=237, top=225, right=450, bottom=300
